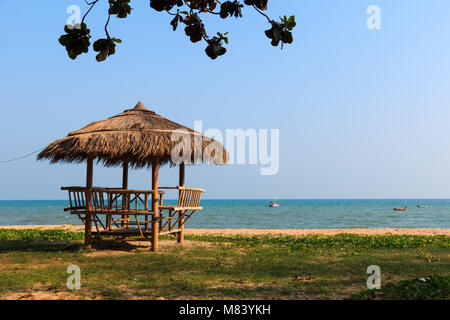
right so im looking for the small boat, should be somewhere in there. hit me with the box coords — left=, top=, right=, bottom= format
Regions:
left=394, top=206, right=407, bottom=211
left=416, top=204, right=429, bottom=208
left=269, top=200, right=280, bottom=208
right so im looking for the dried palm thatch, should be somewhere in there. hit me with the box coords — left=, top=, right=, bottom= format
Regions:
left=37, top=102, right=228, bottom=168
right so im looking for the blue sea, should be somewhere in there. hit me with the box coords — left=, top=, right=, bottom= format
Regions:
left=0, top=199, right=449, bottom=229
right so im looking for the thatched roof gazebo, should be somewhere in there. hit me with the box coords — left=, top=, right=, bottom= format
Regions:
left=38, top=102, right=228, bottom=251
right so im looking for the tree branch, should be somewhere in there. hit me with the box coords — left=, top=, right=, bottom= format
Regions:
left=252, top=4, right=272, bottom=23
left=82, top=0, right=100, bottom=24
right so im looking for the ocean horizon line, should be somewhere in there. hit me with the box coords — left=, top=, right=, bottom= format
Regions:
left=1, top=198, right=450, bottom=201
left=1, top=198, right=449, bottom=229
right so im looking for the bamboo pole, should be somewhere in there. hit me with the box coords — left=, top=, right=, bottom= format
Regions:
left=122, top=160, right=129, bottom=189
left=151, top=164, right=159, bottom=251
left=121, top=160, right=129, bottom=228
left=177, top=162, right=185, bottom=244
left=85, top=156, right=94, bottom=248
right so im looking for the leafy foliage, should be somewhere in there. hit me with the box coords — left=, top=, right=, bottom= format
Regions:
left=0, top=229, right=84, bottom=241
left=220, top=1, right=244, bottom=19
left=244, top=0, right=267, bottom=10
left=93, top=38, right=121, bottom=62
left=108, top=0, right=132, bottom=18
left=265, top=15, right=296, bottom=47
left=205, top=32, right=228, bottom=59
left=181, top=233, right=450, bottom=250
left=58, top=0, right=295, bottom=62
left=3, top=229, right=447, bottom=250
left=184, top=14, right=205, bottom=43
left=58, top=23, right=91, bottom=60
left=419, top=251, right=441, bottom=263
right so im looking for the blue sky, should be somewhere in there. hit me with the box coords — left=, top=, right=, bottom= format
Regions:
left=1, top=0, right=450, bottom=199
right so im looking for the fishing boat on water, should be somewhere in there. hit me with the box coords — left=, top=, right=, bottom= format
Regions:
left=269, top=200, right=280, bottom=208
left=416, top=204, right=429, bottom=208
left=394, top=206, right=407, bottom=211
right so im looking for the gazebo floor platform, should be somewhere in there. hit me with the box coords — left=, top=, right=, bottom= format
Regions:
left=93, top=227, right=182, bottom=237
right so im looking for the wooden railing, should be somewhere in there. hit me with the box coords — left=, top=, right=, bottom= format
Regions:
left=159, top=186, right=205, bottom=209
left=158, top=186, right=205, bottom=233
left=62, top=186, right=87, bottom=212
left=61, top=186, right=204, bottom=239
left=178, top=186, right=205, bottom=208
left=61, top=186, right=164, bottom=214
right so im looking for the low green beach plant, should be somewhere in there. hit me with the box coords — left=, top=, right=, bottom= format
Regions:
left=0, top=229, right=448, bottom=249
left=0, top=229, right=83, bottom=241
left=181, top=233, right=450, bottom=250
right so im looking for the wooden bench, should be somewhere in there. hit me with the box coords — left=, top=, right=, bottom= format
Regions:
left=158, top=186, right=205, bottom=233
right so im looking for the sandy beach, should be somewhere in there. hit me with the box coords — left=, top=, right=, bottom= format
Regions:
left=1, top=225, right=449, bottom=236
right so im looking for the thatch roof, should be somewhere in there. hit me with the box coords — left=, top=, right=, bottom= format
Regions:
left=37, top=102, right=228, bottom=168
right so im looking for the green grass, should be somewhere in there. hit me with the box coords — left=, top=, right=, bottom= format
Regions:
left=0, top=229, right=84, bottom=241
left=351, top=275, right=450, bottom=300
left=180, top=233, right=450, bottom=250
left=0, top=229, right=448, bottom=300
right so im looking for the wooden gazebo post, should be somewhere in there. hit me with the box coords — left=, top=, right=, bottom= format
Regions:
left=85, top=156, right=93, bottom=248
left=177, top=162, right=185, bottom=244
left=122, top=160, right=129, bottom=189
left=151, top=164, right=159, bottom=251
left=121, top=160, right=129, bottom=227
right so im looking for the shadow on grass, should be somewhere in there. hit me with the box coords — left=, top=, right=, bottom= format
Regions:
left=0, top=239, right=150, bottom=253
left=91, top=240, right=146, bottom=252
left=0, top=240, right=84, bottom=253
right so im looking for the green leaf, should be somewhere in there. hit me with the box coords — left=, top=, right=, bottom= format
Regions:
left=286, top=15, right=296, bottom=30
